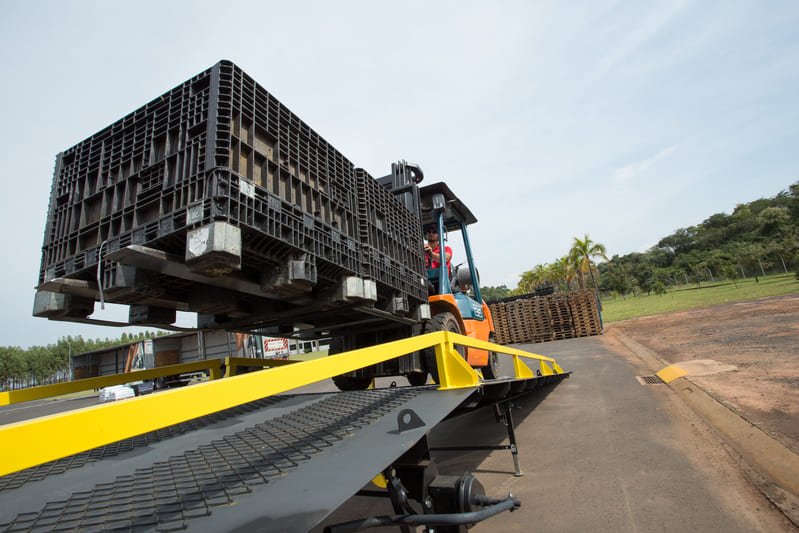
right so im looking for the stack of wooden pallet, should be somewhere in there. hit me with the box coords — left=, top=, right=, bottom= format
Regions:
left=506, top=299, right=535, bottom=343
left=547, top=294, right=574, bottom=340
left=525, top=297, right=553, bottom=343
left=488, top=289, right=602, bottom=344
left=568, top=290, right=602, bottom=337
left=491, top=302, right=512, bottom=344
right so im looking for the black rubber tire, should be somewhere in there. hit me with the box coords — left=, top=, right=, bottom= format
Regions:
left=423, top=312, right=465, bottom=384
left=406, top=371, right=429, bottom=387
left=481, top=332, right=500, bottom=380
left=331, top=374, right=372, bottom=391
left=329, top=337, right=372, bottom=391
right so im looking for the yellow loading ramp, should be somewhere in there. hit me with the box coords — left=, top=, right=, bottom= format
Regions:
left=0, top=332, right=570, bottom=533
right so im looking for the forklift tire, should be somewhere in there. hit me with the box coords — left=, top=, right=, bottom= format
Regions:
left=406, top=371, right=429, bottom=386
left=329, top=337, right=373, bottom=391
left=481, top=332, right=500, bottom=380
left=331, top=375, right=372, bottom=391
left=423, top=312, right=466, bottom=384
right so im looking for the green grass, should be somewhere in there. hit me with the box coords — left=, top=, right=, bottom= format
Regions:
left=601, top=272, right=799, bottom=323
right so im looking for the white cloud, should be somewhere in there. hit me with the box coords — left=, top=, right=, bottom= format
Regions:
left=610, top=144, right=678, bottom=185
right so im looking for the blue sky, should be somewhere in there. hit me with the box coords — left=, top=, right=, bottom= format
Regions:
left=0, top=1, right=797, bottom=347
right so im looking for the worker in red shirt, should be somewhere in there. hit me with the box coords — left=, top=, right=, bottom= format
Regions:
left=424, top=224, right=452, bottom=293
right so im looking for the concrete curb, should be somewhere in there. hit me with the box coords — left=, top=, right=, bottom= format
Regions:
left=609, top=329, right=799, bottom=526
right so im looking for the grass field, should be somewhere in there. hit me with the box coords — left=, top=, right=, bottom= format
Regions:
left=601, top=272, right=799, bottom=323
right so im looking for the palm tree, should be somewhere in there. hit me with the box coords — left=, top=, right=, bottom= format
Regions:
left=518, top=263, right=549, bottom=293
left=552, top=256, right=576, bottom=292
left=569, top=234, right=608, bottom=291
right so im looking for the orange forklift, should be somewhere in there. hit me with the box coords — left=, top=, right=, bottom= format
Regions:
left=331, top=163, right=499, bottom=390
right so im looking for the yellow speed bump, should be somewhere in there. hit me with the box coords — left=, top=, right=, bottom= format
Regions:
left=656, top=364, right=689, bottom=384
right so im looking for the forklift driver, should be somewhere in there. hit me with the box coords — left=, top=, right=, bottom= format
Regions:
left=424, top=224, right=452, bottom=294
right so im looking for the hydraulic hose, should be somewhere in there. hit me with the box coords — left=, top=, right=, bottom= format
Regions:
left=323, top=495, right=520, bottom=533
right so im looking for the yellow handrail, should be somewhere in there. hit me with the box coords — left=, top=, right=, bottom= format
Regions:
left=0, top=331, right=567, bottom=477
left=0, top=360, right=224, bottom=406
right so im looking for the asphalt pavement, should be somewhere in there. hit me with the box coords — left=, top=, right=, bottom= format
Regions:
left=319, top=336, right=793, bottom=532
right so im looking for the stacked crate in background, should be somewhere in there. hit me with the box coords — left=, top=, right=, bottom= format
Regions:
left=488, top=289, right=602, bottom=344
left=36, top=60, right=427, bottom=329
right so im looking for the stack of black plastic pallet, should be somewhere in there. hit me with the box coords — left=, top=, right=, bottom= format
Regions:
left=488, top=289, right=602, bottom=344
left=36, top=60, right=425, bottom=330
left=355, top=168, right=426, bottom=305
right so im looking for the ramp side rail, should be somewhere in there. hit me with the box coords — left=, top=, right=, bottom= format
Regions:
left=0, top=360, right=224, bottom=406
left=0, top=331, right=568, bottom=477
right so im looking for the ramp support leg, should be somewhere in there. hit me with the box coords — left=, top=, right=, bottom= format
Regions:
left=496, top=402, right=523, bottom=477
left=430, top=401, right=523, bottom=476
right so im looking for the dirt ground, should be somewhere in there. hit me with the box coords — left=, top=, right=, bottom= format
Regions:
left=608, top=293, right=799, bottom=456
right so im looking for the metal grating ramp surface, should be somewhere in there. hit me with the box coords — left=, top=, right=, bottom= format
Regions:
left=0, top=386, right=477, bottom=532
left=0, top=396, right=285, bottom=493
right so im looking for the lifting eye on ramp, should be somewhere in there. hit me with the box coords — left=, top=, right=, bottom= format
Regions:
left=397, top=409, right=426, bottom=432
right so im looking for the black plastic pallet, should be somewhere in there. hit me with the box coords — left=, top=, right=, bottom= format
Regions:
left=40, top=61, right=360, bottom=286
left=355, top=168, right=425, bottom=301
left=37, top=61, right=432, bottom=331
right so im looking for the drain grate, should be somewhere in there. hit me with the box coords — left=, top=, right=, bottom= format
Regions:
left=636, top=375, right=664, bottom=385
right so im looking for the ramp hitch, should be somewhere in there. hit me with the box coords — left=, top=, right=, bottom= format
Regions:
left=323, top=486, right=519, bottom=532
left=327, top=437, right=519, bottom=533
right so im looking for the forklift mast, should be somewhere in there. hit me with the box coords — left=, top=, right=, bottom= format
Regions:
left=377, top=162, right=484, bottom=305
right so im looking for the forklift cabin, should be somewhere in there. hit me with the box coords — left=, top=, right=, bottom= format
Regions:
left=419, top=182, right=497, bottom=375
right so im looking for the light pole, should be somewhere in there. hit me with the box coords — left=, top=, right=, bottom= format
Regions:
left=67, top=340, right=73, bottom=381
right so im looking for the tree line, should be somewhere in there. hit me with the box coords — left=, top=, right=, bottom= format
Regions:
left=598, top=181, right=798, bottom=297
left=481, top=181, right=799, bottom=301
left=0, top=331, right=164, bottom=391
left=481, top=234, right=608, bottom=301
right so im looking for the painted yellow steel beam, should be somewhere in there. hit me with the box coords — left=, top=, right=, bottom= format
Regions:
left=0, top=332, right=447, bottom=476
left=445, top=334, right=558, bottom=363
left=434, top=333, right=480, bottom=389
left=0, top=331, right=568, bottom=477
left=443, top=333, right=566, bottom=379
left=0, top=360, right=224, bottom=406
